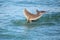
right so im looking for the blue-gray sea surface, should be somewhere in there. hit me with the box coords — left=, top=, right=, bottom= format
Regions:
left=0, top=0, right=60, bottom=40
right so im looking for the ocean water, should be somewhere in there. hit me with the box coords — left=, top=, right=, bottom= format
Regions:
left=0, top=0, right=60, bottom=40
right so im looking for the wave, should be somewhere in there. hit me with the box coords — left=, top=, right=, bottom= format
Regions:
left=0, top=0, right=60, bottom=7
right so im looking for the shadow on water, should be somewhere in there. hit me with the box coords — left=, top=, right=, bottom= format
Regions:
left=11, top=19, right=55, bottom=28
left=11, top=19, right=41, bottom=28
